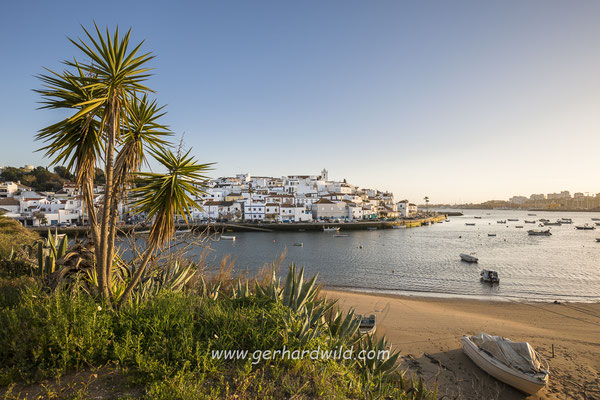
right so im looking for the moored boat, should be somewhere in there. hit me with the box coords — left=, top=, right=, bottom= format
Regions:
left=575, top=224, right=595, bottom=230
left=358, top=314, right=376, bottom=335
left=528, top=229, right=551, bottom=236
left=474, top=216, right=482, bottom=219
left=480, top=269, right=499, bottom=283
left=591, top=218, right=600, bottom=221
left=465, top=223, right=476, bottom=226
left=497, top=220, right=506, bottom=224
left=515, top=225, right=523, bottom=228
left=460, top=253, right=479, bottom=263
left=323, top=226, right=340, bottom=232
left=560, top=218, right=573, bottom=224
left=543, top=220, right=562, bottom=226
left=221, top=235, right=236, bottom=240
left=507, top=218, right=519, bottom=222
left=461, top=333, right=549, bottom=395
left=488, top=233, right=496, bottom=236
left=524, top=220, right=536, bottom=224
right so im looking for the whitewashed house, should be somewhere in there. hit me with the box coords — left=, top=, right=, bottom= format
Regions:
left=244, top=202, right=265, bottom=221
left=311, top=198, right=346, bottom=221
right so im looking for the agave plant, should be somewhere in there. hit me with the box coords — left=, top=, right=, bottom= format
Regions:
left=355, top=334, right=401, bottom=397
left=327, top=307, right=361, bottom=349
left=35, top=230, right=69, bottom=277
left=198, top=275, right=222, bottom=301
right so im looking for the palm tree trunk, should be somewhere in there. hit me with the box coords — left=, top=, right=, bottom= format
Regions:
left=105, top=180, right=123, bottom=297
left=98, top=103, right=118, bottom=302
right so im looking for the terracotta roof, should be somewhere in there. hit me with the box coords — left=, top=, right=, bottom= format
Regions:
left=314, top=198, right=334, bottom=204
left=0, top=198, right=19, bottom=206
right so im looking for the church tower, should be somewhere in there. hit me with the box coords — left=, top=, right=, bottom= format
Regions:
left=321, top=168, right=328, bottom=181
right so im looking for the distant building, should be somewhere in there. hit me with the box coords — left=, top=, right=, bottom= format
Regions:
left=509, top=196, right=528, bottom=204
left=396, top=200, right=417, bottom=217
left=311, top=198, right=346, bottom=221
left=529, top=194, right=546, bottom=201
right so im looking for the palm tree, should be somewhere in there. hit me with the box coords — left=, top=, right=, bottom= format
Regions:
left=424, top=196, right=430, bottom=215
left=36, top=24, right=212, bottom=304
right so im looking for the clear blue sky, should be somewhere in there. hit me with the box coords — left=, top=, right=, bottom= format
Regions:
left=1, top=0, right=599, bottom=203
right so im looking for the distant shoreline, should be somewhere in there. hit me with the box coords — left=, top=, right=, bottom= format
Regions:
left=30, top=215, right=447, bottom=236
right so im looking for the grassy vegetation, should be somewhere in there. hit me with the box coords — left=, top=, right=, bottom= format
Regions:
left=0, top=281, right=435, bottom=399
left=0, top=218, right=435, bottom=399
left=0, top=216, right=39, bottom=260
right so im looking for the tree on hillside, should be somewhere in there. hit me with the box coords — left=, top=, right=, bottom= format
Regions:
left=54, top=166, right=74, bottom=181
left=36, top=23, right=212, bottom=305
left=424, top=196, right=430, bottom=214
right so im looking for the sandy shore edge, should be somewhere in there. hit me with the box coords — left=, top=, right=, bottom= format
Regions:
left=323, top=289, right=600, bottom=399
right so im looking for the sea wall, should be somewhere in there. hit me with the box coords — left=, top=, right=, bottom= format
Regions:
left=30, top=214, right=448, bottom=236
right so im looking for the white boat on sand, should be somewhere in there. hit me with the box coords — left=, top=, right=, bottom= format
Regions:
left=358, top=314, right=376, bottom=335
left=461, top=333, right=549, bottom=395
left=460, top=253, right=478, bottom=263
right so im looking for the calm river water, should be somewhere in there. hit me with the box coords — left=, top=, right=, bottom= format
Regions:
left=192, top=210, right=600, bottom=302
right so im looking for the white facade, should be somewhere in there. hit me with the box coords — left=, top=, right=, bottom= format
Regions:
left=244, top=202, right=265, bottom=221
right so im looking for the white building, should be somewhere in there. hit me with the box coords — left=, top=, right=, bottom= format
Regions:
left=397, top=200, right=418, bottom=217
left=311, top=198, right=346, bottom=221
left=244, top=202, right=265, bottom=221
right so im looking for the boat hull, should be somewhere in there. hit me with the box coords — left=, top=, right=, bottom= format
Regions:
left=461, top=337, right=548, bottom=395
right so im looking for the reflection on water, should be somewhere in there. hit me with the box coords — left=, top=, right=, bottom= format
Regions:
left=186, top=210, right=600, bottom=302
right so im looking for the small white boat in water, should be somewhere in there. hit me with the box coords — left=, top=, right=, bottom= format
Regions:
left=221, top=235, right=236, bottom=240
left=575, top=224, right=595, bottom=230
left=560, top=218, right=573, bottom=224
left=323, top=227, right=340, bottom=232
left=524, top=220, right=536, bottom=224
left=528, top=229, right=552, bottom=236
left=461, top=333, right=549, bottom=395
left=480, top=269, right=500, bottom=283
left=460, top=253, right=479, bottom=263
left=358, top=314, right=376, bottom=335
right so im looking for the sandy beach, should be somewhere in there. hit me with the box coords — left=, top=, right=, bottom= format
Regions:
left=324, top=290, right=600, bottom=400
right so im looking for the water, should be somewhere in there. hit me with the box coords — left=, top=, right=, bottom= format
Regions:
left=191, top=210, right=600, bottom=302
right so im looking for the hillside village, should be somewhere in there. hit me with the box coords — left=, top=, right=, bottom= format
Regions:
left=0, top=167, right=419, bottom=226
